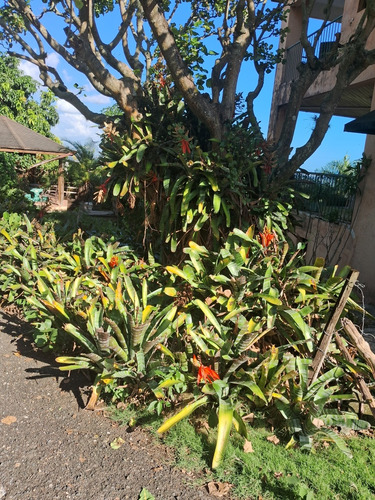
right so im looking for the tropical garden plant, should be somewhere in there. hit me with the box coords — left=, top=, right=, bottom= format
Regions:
left=1, top=212, right=373, bottom=470
left=0, top=54, right=60, bottom=214
left=94, top=78, right=293, bottom=262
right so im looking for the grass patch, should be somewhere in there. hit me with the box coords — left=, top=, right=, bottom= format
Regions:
left=216, top=425, right=375, bottom=499
left=110, top=405, right=375, bottom=499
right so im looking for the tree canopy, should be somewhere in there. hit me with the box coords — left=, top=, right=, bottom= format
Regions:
left=1, top=1, right=375, bottom=184
left=0, top=54, right=59, bottom=211
left=0, top=54, right=58, bottom=134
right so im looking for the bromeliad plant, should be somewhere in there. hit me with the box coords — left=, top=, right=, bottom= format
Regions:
left=155, top=227, right=372, bottom=467
left=273, top=359, right=371, bottom=457
left=1, top=213, right=373, bottom=470
left=0, top=215, right=186, bottom=406
left=96, top=79, right=292, bottom=261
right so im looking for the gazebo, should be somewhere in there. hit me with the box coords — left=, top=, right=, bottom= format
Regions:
left=0, top=115, right=74, bottom=205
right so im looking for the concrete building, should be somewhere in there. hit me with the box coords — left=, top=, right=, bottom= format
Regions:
left=268, top=0, right=375, bottom=304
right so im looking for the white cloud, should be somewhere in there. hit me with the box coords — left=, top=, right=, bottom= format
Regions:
left=19, top=52, right=61, bottom=84
left=46, top=52, right=60, bottom=68
left=52, top=100, right=102, bottom=147
left=83, top=93, right=112, bottom=105
left=62, top=68, right=73, bottom=82
left=19, top=60, right=41, bottom=82
left=18, top=53, right=107, bottom=147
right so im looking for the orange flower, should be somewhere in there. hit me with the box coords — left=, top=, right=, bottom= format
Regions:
left=181, top=138, right=191, bottom=154
left=109, top=256, right=119, bottom=268
left=193, top=355, right=220, bottom=384
left=259, top=227, right=275, bottom=248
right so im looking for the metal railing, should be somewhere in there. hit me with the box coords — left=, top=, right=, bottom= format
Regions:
left=284, top=16, right=342, bottom=82
left=293, top=170, right=356, bottom=224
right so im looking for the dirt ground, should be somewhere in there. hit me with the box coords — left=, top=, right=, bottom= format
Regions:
left=0, top=311, right=227, bottom=500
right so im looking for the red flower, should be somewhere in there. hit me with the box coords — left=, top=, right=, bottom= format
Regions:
left=193, top=355, right=220, bottom=384
left=181, top=138, right=191, bottom=154
left=263, top=163, right=273, bottom=175
left=99, top=178, right=111, bottom=194
left=149, top=171, right=159, bottom=183
left=109, top=256, right=119, bottom=268
left=259, top=227, right=275, bottom=248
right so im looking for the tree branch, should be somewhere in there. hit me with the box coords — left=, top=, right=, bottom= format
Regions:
left=139, top=0, right=222, bottom=138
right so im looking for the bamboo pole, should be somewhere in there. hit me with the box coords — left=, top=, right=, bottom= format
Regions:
left=341, top=318, right=375, bottom=378
left=335, top=332, right=375, bottom=419
left=309, top=269, right=360, bottom=384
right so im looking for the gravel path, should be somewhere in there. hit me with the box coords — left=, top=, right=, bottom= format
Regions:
left=0, top=311, right=225, bottom=500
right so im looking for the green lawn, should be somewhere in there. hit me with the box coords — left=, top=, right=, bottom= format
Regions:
left=112, top=406, right=375, bottom=500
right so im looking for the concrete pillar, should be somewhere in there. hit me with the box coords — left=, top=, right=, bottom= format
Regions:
left=268, top=2, right=303, bottom=142
left=350, top=83, right=375, bottom=304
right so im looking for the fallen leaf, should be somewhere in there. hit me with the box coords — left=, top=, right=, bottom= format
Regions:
left=243, top=439, right=254, bottom=453
left=207, top=481, right=232, bottom=497
left=267, top=435, right=280, bottom=445
left=13, top=351, right=21, bottom=357
left=110, top=437, right=125, bottom=450
left=243, top=413, right=254, bottom=423
left=138, top=487, right=155, bottom=500
left=1, top=416, right=17, bottom=425
left=274, top=471, right=283, bottom=479
left=322, top=441, right=330, bottom=449
left=79, top=456, right=86, bottom=463
left=66, top=429, right=74, bottom=435
left=312, top=418, right=324, bottom=428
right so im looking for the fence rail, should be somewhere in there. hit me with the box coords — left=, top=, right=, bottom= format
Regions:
left=46, top=184, right=79, bottom=200
left=285, top=16, right=342, bottom=82
left=293, top=170, right=356, bottom=224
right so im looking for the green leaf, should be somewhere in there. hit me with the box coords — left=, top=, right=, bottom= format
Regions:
left=234, top=380, right=268, bottom=403
left=193, top=299, right=221, bottom=334
left=279, top=309, right=313, bottom=352
left=213, top=193, right=221, bottom=213
left=110, top=437, right=125, bottom=450
left=136, top=143, right=147, bottom=163
left=255, top=293, right=282, bottom=305
left=138, top=488, right=155, bottom=500
left=113, top=182, right=121, bottom=197
left=157, top=397, right=209, bottom=434
left=232, top=228, right=252, bottom=242
left=212, top=399, right=234, bottom=469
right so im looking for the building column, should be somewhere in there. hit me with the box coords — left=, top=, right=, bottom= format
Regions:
left=350, top=82, right=375, bottom=304
left=268, top=2, right=303, bottom=142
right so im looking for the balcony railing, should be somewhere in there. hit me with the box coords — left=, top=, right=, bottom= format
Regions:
left=284, top=16, right=343, bottom=82
left=293, top=170, right=356, bottom=224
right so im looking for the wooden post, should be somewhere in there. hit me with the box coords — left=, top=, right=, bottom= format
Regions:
left=309, top=269, right=360, bottom=384
left=341, top=318, right=375, bottom=378
left=57, top=158, right=65, bottom=206
left=335, top=332, right=375, bottom=419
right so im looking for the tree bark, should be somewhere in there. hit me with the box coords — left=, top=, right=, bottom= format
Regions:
left=139, top=0, right=223, bottom=139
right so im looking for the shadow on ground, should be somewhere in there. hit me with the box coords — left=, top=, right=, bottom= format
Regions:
left=0, top=308, right=91, bottom=409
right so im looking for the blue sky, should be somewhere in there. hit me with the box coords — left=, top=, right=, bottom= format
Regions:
left=17, top=1, right=366, bottom=170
